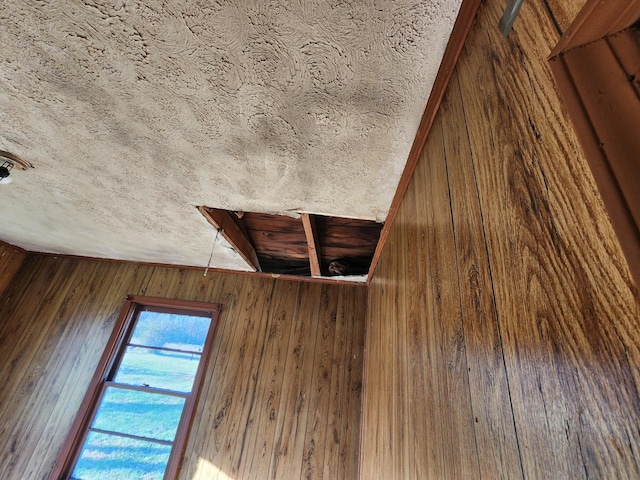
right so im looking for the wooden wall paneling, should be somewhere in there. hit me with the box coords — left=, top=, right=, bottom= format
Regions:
left=551, top=0, right=640, bottom=55
left=548, top=54, right=640, bottom=286
left=564, top=36, right=640, bottom=227
left=180, top=272, right=241, bottom=480
left=270, top=282, right=323, bottom=479
left=410, top=149, right=443, bottom=480
left=0, top=258, right=100, bottom=478
left=0, top=257, right=365, bottom=480
left=20, top=261, right=121, bottom=478
left=360, top=215, right=398, bottom=478
left=441, top=70, right=524, bottom=479
left=1, top=260, right=140, bottom=478
left=459, top=1, right=592, bottom=475
left=457, top=0, right=640, bottom=477
left=361, top=111, right=483, bottom=478
left=542, top=0, right=588, bottom=34
left=142, top=265, right=178, bottom=298
left=234, top=280, right=300, bottom=479
left=301, top=284, right=339, bottom=478
left=343, top=286, right=366, bottom=480
left=170, top=268, right=201, bottom=301
left=19, top=261, right=177, bottom=478
left=324, top=284, right=365, bottom=480
left=0, top=257, right=79, bottom=423
left=0, top=242, right=26, bottom=299
left=0, top=255, right=46, bottom=342
left=550, top=32, right=640, bottom=284
left=223, top=277, right=281, bottom=477
left=425, top=114, right=480, bottom=478
left=199, top=276, right=275, bottom=478
left=362, top=0, right=640, bottom=477
left=325, top=285, right=359, bottom=480
left=396, top=163, right=425, bottom=479
left=367, top=0, right=482, bottom=279
left=229, top=281, right=284, bottom=478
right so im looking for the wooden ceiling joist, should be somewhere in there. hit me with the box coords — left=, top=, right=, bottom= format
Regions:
left=301, top=213, right=322, bottom=277
left=198, top=206, right=262, bottom=272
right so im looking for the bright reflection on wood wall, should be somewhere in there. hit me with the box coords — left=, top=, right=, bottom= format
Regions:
left=194, top=457, right=234, bottom=480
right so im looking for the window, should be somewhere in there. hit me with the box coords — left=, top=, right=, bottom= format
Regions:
left=50, top=296, right=221, bottom=480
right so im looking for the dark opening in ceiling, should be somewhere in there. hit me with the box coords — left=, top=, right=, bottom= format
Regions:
left=199, top=207, right=383, bottom=278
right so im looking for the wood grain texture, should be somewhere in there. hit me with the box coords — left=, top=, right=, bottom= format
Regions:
left=0, top=256, right=365, bottom=480
left=301, top=213, right=322, bottom=277
left=361, top=0, right=640, bottom=477
left=199, top=206, right=262, bottom=272
left=0, top=242, right=26, bottom=300
left=543, top=0, right=587, bottom=34
left=550, top=0, right=640, bottom=55
left=550, top=28, right=640, bottom=285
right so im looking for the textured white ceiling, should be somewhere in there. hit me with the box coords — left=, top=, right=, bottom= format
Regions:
left=0, top=0, right=461, bottom=270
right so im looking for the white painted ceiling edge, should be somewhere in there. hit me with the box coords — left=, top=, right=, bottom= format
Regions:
left=0, top=0, right=462, bottom=274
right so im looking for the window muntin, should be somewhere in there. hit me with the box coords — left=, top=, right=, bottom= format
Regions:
left=52, top=297, right=221, bottom=480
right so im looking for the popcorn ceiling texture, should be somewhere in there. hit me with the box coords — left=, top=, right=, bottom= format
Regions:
left=0, top=0, right=461, bottom=269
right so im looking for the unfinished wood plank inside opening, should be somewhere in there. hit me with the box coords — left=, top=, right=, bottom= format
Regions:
left=301, top=213, right=322, bottom=277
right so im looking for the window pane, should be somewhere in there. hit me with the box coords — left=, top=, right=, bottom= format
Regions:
left=92, top=387, right=184, bottom=442
left=71, top=431, right=171, bottom=480
left=114, top=346, right=201, bottom=393
left=129, top=311, right=211, bottom=353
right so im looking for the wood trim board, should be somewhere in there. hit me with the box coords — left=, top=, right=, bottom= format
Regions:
left=550, top=0, right=640, bottom=56
left=550, top=5, right=640, bottom=286
left=301, top=213, right=322, bottom=277
left=198, top=206, right=262, bottom=272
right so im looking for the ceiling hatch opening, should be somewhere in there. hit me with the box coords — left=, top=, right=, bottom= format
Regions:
left=198, top=206, right=383, bottom=279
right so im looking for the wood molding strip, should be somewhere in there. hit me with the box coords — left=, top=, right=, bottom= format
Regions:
left=367, top=0, right=482, bottom=282
left=27, top=251, right=367, bottom=286
left=0, top=238, right=28, bottom=253
left=550, top=0, right=640, bottom=57
left=198, top=206, right=262, bottom=272
left=301, top=213, right=322, bottom=277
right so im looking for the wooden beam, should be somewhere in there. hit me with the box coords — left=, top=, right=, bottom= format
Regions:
left=301, top=213, right=322, bottom=277
left=197, top=206, right=262, bottom=272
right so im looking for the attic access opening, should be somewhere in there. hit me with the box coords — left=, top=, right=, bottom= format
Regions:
left=198, top=206, right=383, bottom=279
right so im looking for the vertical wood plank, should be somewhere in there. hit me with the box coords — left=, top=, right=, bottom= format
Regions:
left=342, top=286, right=366, bottom=480
left=426, top=115, right=480, bottom=478
left=442, top=70, right=523, bottom=479
left=301, top=284, right=339, bottom=479
left=0, top=243, right=26, bottom=299
left=270, top=282, right=322, bottom=479
left=411, top=152, right=446, bottom=480
left=236, top=280, right=299, bottom=479
left=180, top=271, right=240, bottom=480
